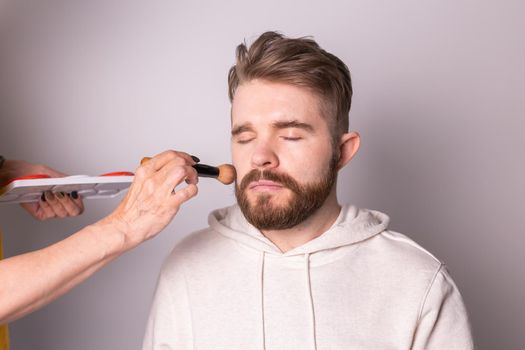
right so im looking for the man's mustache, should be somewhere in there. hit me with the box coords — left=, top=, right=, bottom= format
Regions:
left=239, top=169, right=302, bottom=194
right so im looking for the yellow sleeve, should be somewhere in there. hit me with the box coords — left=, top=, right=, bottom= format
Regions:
left=0, top=229, right=10, bottom=350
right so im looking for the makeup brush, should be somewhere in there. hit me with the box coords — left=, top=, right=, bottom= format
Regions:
left=140, top=157, right=236, bottom=185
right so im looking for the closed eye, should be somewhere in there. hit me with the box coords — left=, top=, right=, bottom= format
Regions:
left=236, top=137, right=255, bottom=144
left=281, top=136, right=302, bottom=141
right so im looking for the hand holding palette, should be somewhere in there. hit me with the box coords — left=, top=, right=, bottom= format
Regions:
left=0, top=172, right=134, bottom=204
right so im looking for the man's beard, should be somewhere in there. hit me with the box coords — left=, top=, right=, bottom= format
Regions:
left=235, top=156, right=338, bottom=230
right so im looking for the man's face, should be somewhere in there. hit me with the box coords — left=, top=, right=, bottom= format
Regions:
left=231, top=79, right=337, bottom=230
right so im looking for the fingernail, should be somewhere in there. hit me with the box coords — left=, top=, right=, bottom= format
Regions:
left=191, top=155, right=200, bottom=163
left=71, top=191, right=79, bottom=199
left=45, top=191, right=53, bottom=201
left=41, top=192, right=46, bottom=202
left=56, top=192, right=64, bottom=199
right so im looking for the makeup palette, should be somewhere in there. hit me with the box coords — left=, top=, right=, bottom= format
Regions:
left=0, top=172, right=134, bottom=203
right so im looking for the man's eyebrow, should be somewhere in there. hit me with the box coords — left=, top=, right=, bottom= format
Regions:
left=231, top=123, right=255, bottom=136
left=272, top=120, right=315, bottom=133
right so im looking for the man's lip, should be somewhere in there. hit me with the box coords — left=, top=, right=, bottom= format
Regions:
left=248, top=180, right=283, bottom=190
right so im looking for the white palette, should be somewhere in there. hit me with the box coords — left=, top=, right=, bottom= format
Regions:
left=0, top=175, right=134, bottom=203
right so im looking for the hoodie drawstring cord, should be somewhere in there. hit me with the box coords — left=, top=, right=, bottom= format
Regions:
left=259, top=252, right=316, bottom=350
left=260, top=251, right=266, bottom=350
left=305, top=253, right=317, bottom=350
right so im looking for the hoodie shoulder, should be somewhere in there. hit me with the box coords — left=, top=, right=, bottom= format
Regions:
left=384, top=230, right=440, bottom=262
left=161, top=227, right=233, bottom=275
left=368, top=230, right=443, bottom=274
left=170, top=227, right=228, bottom=259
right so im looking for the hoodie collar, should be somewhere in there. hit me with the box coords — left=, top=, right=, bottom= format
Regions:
left=209, top=204, right=390, bottom=257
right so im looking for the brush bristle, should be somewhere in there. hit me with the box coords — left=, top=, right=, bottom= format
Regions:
left=217, top=164, right=236, bottom=185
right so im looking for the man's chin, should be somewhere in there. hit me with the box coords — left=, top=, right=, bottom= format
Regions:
left=246, top=191, right=292, bottom=208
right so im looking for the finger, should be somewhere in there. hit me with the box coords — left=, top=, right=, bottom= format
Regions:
left=171, top=183, right=198, bottom=206
left=161, top=160, right=199, bottom=184
left=20, top=202, right=44, bottom=220
left=70, top=191, right=84, bottom=209
left=46, top=192, right=69, bottom=218
left=37, top=193, right=57, bottom=219
left=143, top=162, right=195, bottom=199
left=160, top=164, right=199, bottom=195
left=183, top=166, right=199, bottom=185
left=160, top=150, right=197, bottom=167
left=139, top=150, right=197, bottom=174
left=57, top=193, right=84, bottom=216
left=173, top=151, right=199, bottom=165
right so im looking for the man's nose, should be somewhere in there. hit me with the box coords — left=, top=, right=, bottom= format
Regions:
left=251, top=141, right=279, bottom=170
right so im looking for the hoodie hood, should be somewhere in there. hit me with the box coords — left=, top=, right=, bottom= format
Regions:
left=209, top=204, right=390, bottom=257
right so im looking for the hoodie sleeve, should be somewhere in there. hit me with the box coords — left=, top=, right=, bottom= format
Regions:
left=142, top=260, right=193, bottom=350
left=411, top=264, right=474, bottom=350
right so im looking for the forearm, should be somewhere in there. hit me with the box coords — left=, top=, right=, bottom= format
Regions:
left=0, top=220, right=127, bottom=324
left=0, top=150, right=199, bottom=324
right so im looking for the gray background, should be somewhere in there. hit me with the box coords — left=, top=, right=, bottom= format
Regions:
left=0, top=0, right=523, bottom=349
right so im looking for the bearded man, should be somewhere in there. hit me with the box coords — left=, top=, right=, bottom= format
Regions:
left=142, top=32, right=474, bottom=350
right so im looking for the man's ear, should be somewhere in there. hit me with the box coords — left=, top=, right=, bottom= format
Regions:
left=336, top=131, right=360, bottom=170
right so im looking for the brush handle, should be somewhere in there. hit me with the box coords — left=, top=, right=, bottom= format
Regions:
left=192, top=164, right=219, bottom=178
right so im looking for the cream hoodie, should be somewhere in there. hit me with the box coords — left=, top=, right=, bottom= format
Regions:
left=143, top=205, right=473, bottom=349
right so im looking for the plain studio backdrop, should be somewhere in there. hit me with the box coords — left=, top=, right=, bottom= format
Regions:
left=0, top=0, right=523, bottom=349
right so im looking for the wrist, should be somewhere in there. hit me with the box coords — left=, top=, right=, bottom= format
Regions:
left=92, top=213, right=138, bottom=254
left=87, top=218, right=131, bottom=259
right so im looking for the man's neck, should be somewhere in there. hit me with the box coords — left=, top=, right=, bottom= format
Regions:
left=261, top=194, right=341, bottom=253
